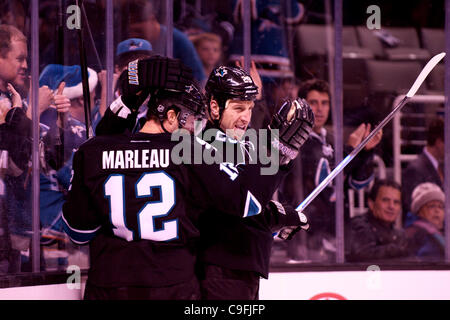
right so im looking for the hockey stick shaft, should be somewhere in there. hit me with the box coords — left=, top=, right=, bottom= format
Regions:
left=296, top=52, right=446, bottom=213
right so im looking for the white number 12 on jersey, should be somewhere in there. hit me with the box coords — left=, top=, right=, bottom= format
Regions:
left=104, top=172, right=177, bottom=242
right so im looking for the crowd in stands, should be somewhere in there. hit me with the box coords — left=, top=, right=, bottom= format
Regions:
left=0, top=0, right=447, bottom=275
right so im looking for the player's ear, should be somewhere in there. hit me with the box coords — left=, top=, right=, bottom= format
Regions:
left=210, top=99, right=220, bottom=120
left=166, top=109, right=178, bottom=124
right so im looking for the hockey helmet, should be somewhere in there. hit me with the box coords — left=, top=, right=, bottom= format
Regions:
left=205, top=66, right=259, bottom=114
left=148, top=83, right=207, bottom=131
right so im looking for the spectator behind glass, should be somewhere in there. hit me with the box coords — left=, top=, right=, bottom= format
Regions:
left=0, top=0, right=26, bottom=33
left=190, top=33, right=223, bottom=85
left=38, top=64, right=99, bottom=254
left=278, top=79, right=382, bottom=262
left=228, top=0, right=304, bottom=115
left=346, top=179, right=410, bottom=262
left=126, top=0, right=206, bottom=83
left=405, top=183, right=445, bottom=261
left=402, top=117, right=444, bottom=219
left=228, top=0, right=304, bottom=80
left=0, top=24, right=27, bottom=95
left=97, top=38, right=153, bottom=117
left=0, top=23, right=33, bottom=272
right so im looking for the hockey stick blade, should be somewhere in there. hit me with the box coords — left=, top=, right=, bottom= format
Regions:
left=407, top=52, right=446, bottom=98
left=295, top=52, right=446, bottom=213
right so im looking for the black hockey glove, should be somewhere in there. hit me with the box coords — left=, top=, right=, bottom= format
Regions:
left=277, top=210, right=310, bottom=241
left=119, top=56, right=194, bottom=112
left=269, top=98, right=314, bottom=165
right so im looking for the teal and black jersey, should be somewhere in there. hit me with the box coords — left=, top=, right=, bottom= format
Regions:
left=62, top=131, right=285, bottom=287
left=197, top=124, right=295, bottom=279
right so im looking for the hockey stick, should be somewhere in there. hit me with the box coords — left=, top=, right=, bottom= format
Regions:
left=295, top=52, right=446, bottom=213
left=76, top=0, right=92, bottom=140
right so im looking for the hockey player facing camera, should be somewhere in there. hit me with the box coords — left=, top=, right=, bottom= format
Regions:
left=79, top=57, right=312, bottom=299
left=63, top=78, right=299, bottom=299
left=197, top=66, right=312, bottom=300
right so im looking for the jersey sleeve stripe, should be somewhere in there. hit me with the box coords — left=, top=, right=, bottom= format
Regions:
left=348, top=174, right=374, bottom=190
left=61, top=214, right=101, bottom=244
left=243, top=191, right=262, bottom=217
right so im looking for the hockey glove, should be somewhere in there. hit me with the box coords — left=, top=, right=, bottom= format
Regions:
left=269, top=98, right=314, bottom=165
left=119, top=56, right=194, bottom=112
left=277, top=210, right=310, bottom=241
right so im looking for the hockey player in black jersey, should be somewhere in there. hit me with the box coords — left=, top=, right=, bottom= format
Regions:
left=196, top=66, right=314, bottom=300
left=90, top=58, right=313, bottom=299
left=62, top=59, right=307, bottom=300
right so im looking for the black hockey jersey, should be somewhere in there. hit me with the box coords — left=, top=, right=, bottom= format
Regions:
left=197, top=124, right=297, bottom=278
left=62, top=131, right=285, bottom=287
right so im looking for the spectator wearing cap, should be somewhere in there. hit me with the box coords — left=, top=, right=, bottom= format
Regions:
left=97, top=38, right=153, bottom=118
left=405, top=182, right=445, bottom=260
left=115, top=38, right=153, bottom=74
left=38, top=64, right=99, bottom=255
left=346, top=179, right=410, bottom=262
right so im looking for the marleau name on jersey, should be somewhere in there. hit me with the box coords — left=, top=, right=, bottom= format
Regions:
left=102, top=149, right=170, bottom=169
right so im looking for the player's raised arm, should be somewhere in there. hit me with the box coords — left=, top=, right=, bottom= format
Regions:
left=95, top=57, right=193, bottom=136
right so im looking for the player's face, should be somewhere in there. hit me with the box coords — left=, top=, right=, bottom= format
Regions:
left=220, top=99, right=254, bottom=140
left=418, top=200, right=444, bottom=230
left=0, top=39, right=28, bottom=89
left=369, top=186, right=402, bottom=224
left=306, top=90, right=330, bottom=133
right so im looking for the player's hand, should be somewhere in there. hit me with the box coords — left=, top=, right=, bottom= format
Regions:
left=269, top=98, right=314, bottom=165
left=119, top=56, right=193, bottom=112
left=277, top=210, right=310, bottom=241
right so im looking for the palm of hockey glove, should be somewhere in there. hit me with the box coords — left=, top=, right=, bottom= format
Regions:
left=270, top=98, right=314, bottom=165
left=119, top=56, right=193, bottom=111
left=278, top=211, right=310, bottom=241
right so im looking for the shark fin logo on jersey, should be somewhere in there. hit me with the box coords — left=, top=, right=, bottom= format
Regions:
left=215, top=66, right=228, bottom=77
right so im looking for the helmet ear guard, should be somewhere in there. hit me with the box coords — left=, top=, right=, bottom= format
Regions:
left=147, top=84, right=207, bottom=131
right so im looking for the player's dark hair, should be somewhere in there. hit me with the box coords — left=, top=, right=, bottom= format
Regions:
left=368, top=179, right=401, bottom=201
left=427, top=117, right=444, bottom=146
left=297, top=79, right=330, bottom=100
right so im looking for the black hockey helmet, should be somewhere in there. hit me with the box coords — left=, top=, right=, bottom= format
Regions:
left=147, top=83, right=207, bottom=131
left=205, top=66, right=259, bottom=115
